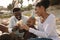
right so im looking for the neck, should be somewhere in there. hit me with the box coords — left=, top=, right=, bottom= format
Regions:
left=42, top=12, right=49, bottom=19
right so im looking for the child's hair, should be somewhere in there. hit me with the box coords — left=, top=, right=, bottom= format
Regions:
left=0, top=34, right=11, bottom=40
left=13, top=8, right=21, bottom=13
left=36, top=0, right=50, bottom=9
left=0, top=34, right=22, bottom=40
left=27, top=17, right=36, bottom=26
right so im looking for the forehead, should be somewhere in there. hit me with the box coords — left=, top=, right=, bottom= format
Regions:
left=14, top=11, right=21, bottom=14
left=35, top=6, right=41, bottom=9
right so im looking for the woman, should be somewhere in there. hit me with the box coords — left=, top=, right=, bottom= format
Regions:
left=18, top=0, right=59, bottom=40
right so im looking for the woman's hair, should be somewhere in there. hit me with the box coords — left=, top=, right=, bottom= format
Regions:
left=36, top=0, right=50, bottom=9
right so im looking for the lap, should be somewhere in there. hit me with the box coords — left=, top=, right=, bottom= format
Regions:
left=28, top=38, right=52, bottom=40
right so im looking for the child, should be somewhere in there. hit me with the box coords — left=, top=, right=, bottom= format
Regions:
left=23, top=17, right=37, bottom=40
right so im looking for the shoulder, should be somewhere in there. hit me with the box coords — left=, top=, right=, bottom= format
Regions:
left=22, top=15, right=29, bottom=20
left=50, top=14, right=55, bottom=18
left=9, top=16, right=16, bottom=22
left=48, top=14, right=55, bottom=21
left=48, top=14, right=56, bottom=23
left=10, top=16, right=15, bottom=20
left=22, top=15, right=29, bottom=18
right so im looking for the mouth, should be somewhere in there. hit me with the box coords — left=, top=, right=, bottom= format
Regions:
left=17, top=16, right=21, bottom=20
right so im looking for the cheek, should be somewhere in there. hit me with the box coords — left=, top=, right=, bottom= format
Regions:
left=36, top=12, right=40, bottom=16
left=35, top=11, right=39, bottom=15
left=38, top=10, right=42, bottom=15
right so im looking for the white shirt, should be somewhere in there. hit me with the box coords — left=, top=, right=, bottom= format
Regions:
left=8, top=15, right=29, bottom=33
left=29, top=14, right=60, bottom=40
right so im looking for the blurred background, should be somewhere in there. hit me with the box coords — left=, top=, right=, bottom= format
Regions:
left=0, top=0, right=60, bottom=37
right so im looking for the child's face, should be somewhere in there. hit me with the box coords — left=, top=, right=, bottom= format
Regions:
left=14, top=11, right=22, bottom=20
left=27, top=18, right=36, bottom=26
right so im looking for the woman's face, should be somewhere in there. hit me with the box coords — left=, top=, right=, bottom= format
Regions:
left=35, top=6, right=44, bottom=17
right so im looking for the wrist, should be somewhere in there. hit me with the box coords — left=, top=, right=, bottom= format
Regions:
left=25, top=26, right=29, bottom=31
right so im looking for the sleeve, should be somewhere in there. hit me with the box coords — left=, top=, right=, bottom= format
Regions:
left=29, top=16, right=55, bottom=38
left=8, top=18, right=15, bottom=33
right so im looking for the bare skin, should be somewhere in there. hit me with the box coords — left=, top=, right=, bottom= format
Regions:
left=18, top=6, right=50, bottom=31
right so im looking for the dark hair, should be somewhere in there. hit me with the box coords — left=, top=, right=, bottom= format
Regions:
left=0, top=34, right=11, bottom=40
left=9, top=33, right=22, bottom=40
left=0, top=34, right=22, bottom=40
left=36, top=0, right=50, bottom=9
left=13, top=8, right=21, bottom=13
